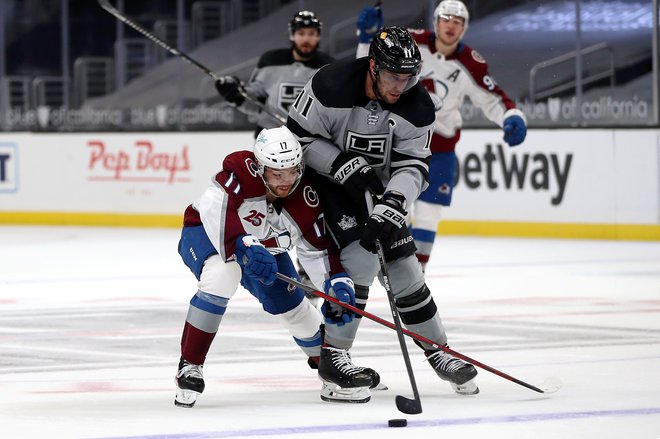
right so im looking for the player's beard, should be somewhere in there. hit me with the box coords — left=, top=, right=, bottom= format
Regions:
left=292, top=42, right=318, bottom=59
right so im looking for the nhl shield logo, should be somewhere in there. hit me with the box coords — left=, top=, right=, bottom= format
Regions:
left=547, top=98, right=561, bottom=122
left=37, top=106, right=50, bottom=128
left=156, top=105, right=168, bottom=127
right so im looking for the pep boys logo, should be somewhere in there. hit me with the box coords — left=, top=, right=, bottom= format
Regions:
left=87, top=140, right=190, bottom=184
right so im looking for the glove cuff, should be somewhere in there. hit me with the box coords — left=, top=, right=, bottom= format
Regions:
left=357, top=30, right=375, bottom=43
left=372, top=203, right=406, bottom=228
left=331, top=154, right=369, bottom=185
left=382, top=191, right=407, bottom=212
left=238, top=234, right=263, bottom=248
left=503, top=108, right=526, bottom=125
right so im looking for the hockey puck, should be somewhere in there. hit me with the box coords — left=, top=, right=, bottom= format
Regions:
left=388, top=419, right=407, bottom=427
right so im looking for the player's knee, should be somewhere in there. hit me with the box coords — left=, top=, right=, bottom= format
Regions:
left=198, top=255, right=241, bottom=298
left=412, top=200, right=443, bottom=231
left=395, top=284, right=438, bottom=325
left=279, top=298, right=323, bottom=338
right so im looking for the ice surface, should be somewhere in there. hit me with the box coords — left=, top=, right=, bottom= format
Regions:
left=1, top=226, right=659, bottom=439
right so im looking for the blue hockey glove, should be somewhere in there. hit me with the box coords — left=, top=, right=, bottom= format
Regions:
left=215, top=76, right=245, bottom=106
left=359, top=192, right=407, bottom=253
left=321, top=272, right=356, bottom=326
left=503, top=110, right=527, bottom=147
left=331, top=153, right=384, bottom=205
left=234, top=235, right=277, bottom=285
left=356, top=6, right=384, bottom=43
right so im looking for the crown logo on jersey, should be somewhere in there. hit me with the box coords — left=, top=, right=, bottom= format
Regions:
left=337, top=215, right=358, bottom=231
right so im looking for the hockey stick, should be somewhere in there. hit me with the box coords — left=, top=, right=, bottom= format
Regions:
left=364, top=191, right=422, bottom=414
left=97, top=0, right=286, bottom=125
left=374, top=239, right=423, bottom=414
left=276, top=272, right=561, bottom=394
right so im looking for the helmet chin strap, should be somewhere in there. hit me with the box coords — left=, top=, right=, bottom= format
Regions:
left=369, top=66, right=385, bottom=101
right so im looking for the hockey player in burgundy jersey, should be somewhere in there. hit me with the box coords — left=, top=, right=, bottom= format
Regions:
left=216, top=11, right=334, bottom=136
left=288, top=26, right=479, bottom=400
left=357, top=1, right=527, bottom=271
left=174, top=126, right=377, bottom=407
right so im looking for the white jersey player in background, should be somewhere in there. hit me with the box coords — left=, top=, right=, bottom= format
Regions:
left=216, top=11, right=334, bottom=137
left=356, top=1, right=527, bottom=271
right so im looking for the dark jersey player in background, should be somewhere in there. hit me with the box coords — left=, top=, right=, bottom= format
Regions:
left=216, top=10, right=334, bottom=136
left=287, top=26, right=480, bottom=403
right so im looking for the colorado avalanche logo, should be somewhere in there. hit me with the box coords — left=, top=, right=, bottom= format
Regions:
left=471, top=50, right=486, bottom=64
left=433, top=79, right=449, bottom=111
left=303, top=185, right=319, bottom=208
left=245, top=158, right=259, bottom=177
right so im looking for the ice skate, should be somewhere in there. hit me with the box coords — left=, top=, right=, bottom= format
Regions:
left=174, top=357, right=205, bottom=407
left=310, top=355, right=386, bottom=391
left=426, top=349, right=479, bottom=395
left=318, top=346, right=373, bottom=403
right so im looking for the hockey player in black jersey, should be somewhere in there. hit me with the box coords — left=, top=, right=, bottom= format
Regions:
left=287, top=26, right=479, bottom=403
left=216, top=10, right=334, bottom=136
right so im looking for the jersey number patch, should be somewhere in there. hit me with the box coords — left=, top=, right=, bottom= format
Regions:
left=292, top=90, right=314, bottom=119
left=243, top=210, right=266, bottom=226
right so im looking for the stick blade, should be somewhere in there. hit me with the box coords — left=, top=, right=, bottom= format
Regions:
left=395, top=395, right=422, bottom=415
left=540, top=376, right=563, bottom=394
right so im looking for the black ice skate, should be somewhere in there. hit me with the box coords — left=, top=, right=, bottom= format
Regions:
left=174, top=357, right=205, bottom=407
left=318, top=346, right=374, bottom=403
left=309, top=355, right=386, bottom=391
left=426, top=349, right=479, bottom=395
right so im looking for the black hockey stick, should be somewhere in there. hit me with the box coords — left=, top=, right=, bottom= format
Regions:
left=276, top=272, right=562, bottom=395
left=374, top=239, right=423, bottom=414
left=363, top=192, right=421, bottom=413
left=97, top=0, right=286, bottom=125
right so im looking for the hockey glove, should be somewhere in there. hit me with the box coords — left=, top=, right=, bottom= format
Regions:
left=359, top=192, right=407, bottom=253
left=356, top=6, right=384, bottom=43
left=321, top=272, right=356, bottom=326
left=234, top=235, right=277, bottom=285
left=502, top=110, right=527, bottom=147
left=215, top=76, right=245, bottom=106
left=331, top=153, right=384, bottom=205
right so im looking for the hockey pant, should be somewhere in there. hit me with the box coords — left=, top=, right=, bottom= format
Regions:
left=178, top=225, right=322, bottom=365
left=411, top=151, right=457, bottom=267
left=323, top=241, right=448, bottom=352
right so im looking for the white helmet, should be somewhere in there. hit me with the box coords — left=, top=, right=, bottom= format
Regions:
left=434, top=0, right=470, bottom=34
left=253, top=126, right=304, bottom=195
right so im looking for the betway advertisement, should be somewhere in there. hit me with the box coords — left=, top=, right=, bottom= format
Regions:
left=0, top=129, right=658, bottom=226
left=444, top=129, right=659, bottom=225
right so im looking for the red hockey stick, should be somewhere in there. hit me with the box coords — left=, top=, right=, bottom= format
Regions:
left=277, top=272, right=562, bottom=394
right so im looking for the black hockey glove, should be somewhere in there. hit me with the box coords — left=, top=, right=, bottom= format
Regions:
left=331, top=153, right=384, bottom=205
left=215, top=76, right=245, bottom=106
left=359, top=192, right=407, bottom=253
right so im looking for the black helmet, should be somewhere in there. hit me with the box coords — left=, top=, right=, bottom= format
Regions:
left=368, top=26, right=421, bottom=76
left=288, top=11, right=322, bottom=37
